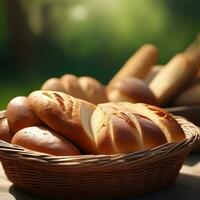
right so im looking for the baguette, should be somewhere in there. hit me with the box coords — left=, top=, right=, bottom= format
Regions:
left=107, top=44, right=158, bottom=91
left=149, top=54, right=199, bottom=105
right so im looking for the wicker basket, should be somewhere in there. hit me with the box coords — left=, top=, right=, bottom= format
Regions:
left=0, top=110, right=199, bottom=200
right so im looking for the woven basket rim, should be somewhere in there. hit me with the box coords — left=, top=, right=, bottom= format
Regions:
left=0, top=110, right=199, bottom=171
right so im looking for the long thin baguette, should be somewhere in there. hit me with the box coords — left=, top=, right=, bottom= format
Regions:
left=107, top=44, right=158, bottom=91
left=149, top=54, right=199, bottom=105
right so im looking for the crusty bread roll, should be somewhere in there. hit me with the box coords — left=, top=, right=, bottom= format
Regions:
left=119, top=102, right=185, bottom=143
left=108, top=77, right=158, bottom=105
left=6, top=96, right=43, bottom=133
left=79, top=76, right=108, bottom=104
left=107, top=44, right=158, bottom=91
left=60, top=74, right=86, bottom=100
left=27, top=90, right=99, bottom=154
left=12, top=126, right=81, bottom=156
left=91, top=103, right=167, bottom=154
left=41, top=78, right=66, bottom=93
left=149, top=54, right=199, bottom=105
left=0, top=118, right=13, bottom=143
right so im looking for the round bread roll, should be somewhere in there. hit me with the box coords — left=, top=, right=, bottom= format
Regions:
left=28, top=90, right=99, bottom=154
left=108, top=77, right=158, bottom=105
left=12, top=126, right=81, bottom=156
left=79, top=76, right=108, bottom=104
left=91, top=103, right=167, bottom=154
left=41, top=78, right=66, bottom=93
left=6, top=96, right=43, bottom=133
left=60, top=74, right=86, bottom=100
left=0, top=118, right=13, bottom=143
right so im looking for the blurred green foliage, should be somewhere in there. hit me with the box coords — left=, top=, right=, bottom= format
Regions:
left=0, top=0, right=199, bottom=109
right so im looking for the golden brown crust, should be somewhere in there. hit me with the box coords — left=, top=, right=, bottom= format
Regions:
left=78, top=76, right=108, bottom=104
left=12, top=126, right=81, bottom=156
left=41, top=78, right=66, bottom=93
left=6, top=96, right=43, bottom=133
left=0, top=118, right=13, bottom=143
left=107, top=44, right=158, bottom=91
left=27, top=91, right=99, bottom=154
left=136, top=115, right=167, bottom=148
left=108, top=77, right=158, bottom=105
left=91, top=102, right=167, bottom=154
left=120, top=103, right=185, bottom=143
left=149, top=54, right=199, bottom=105
left=60, top=74, right=86, bottom=100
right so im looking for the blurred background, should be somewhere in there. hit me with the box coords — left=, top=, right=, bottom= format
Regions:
left=0, top=0, right=199, bottom=109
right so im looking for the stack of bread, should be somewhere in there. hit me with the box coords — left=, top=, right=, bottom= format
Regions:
left=2, top=37, right=200, bottom=156
left=0, top=90, right=185, bottom=156
left=107, top=41, right=200, bottom=107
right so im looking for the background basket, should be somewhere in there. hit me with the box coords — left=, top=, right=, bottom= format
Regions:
left=0, top=111, right=199, bottom=200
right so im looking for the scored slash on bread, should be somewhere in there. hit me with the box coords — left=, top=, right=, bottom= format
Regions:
left=119, top=103, right=185, bottom=143
left=28, top=90, right=99, bottom=154
left=91, top=103, right=169, bottom=154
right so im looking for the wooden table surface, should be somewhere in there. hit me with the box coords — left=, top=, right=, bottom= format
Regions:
left=0, top=154, right=200, bottom=200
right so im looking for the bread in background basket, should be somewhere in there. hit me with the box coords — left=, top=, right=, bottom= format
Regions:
left=42, top=74, right=108, bottom=105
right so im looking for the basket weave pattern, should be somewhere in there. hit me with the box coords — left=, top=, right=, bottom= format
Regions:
left=0, top=111, right=199, bottom=200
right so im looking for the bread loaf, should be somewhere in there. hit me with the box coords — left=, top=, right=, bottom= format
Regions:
left=0, top=118, right=13, bottom=143
left=6, top=96, right=43, bottom=132
left=149, top=54, right=199, bottom=105
left=108, top=77, right=158, bottom=105
left=79, top=76, right=108, bottom=104
left=12, top=126, right=81, bottom=156
left=91, top=103, right=168, bottom=154
left=107, top=44, right=158, bottom=91
left=41, top=78, right=66, bottom=93
left=60, top=74, right=86, bottom=100
left=27, top=90, right=99, bottom=154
